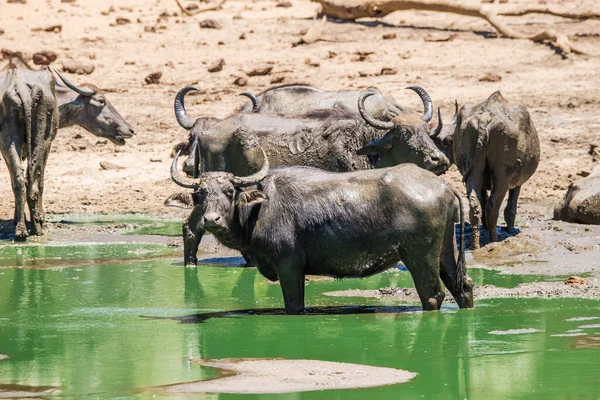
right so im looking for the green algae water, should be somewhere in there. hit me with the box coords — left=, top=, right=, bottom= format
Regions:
left=0, top=251, right=599, bottom=398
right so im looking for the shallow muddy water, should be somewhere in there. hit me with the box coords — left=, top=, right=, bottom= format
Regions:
left=0, top=252, right=599, bottom=398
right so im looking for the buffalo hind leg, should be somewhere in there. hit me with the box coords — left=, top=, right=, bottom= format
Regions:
left=439, top=219, right=473, bottom=308
left=402, top=249, right=444, bottom=311
left=486, top=183, right=509, bottom=243
left=466, top=173, right=484, bottom=250
left=504, top=186, right=521, bottom=234
left=275, top=252, right=306, bottom=315
left=1, top=142, right=28, bottom=241
left=480, top=189, right=488, bottom=229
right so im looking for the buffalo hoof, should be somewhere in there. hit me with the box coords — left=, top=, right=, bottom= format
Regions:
left=14, top=227, right=28, bottom=242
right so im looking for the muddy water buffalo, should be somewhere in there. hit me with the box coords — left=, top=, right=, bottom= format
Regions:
left=168, top=87, right=450, bottom=265
left=554, top=164, right=600, bottom=224
left=1, top=67, right=58, bottom=240
left=0, top=67, right=134, bottom=240
left=454, top=91, right=540, bottom=249
left=170, top=149, right=473, bottom=313
left=173, top=84, right=410, bottom=175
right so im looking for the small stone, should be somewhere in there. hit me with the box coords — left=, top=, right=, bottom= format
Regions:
left=276, top=1, right=292, bottom=7
left=144, top=25, right=157, bottom=33
left=217, top=40, right=225, bottom=45
left=382, top=33, right=396, bottom=40
left=43, top=24, right=63, bottom=33
left=32, top=51, right=57, bottom=65
left=61, top=0, right=76, bottom=3
left=0, top=29, right=4, bottom=35
left=208, top=58, right=225, bottom=73
left=305, top=58, right=320, bottom=67
left=199, top=19, right=221, bottom=29
left=150, top=158, right=162, bottom=162
left=271, top=76, right=285, bottom=84
left=62, top=60, right=95, bottom=75
left=239, top=32, right=246, bottom=40
left=233, top=76, right=248, bottom=86
left=7, top=0, right=26, bottom=3
left=116, top=17, right=131, bottom=25
left=328, top=51, right=337, bottom=59
left=380, top=67, right=397, bottom=75
left=100, top=161, right=126, bottom=170
left=144, top=71, right=162, bottom=84
left=479, top=73, right=502, bottom=82
left=247, top=65, right=273, bottom=76
left=565, top=276, right=588, bottom=286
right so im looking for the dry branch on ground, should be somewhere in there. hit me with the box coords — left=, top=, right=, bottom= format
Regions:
left=311, top=0, right=596, bottom=55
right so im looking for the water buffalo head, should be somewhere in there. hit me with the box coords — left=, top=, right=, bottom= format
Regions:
left=356, top=86, right=450, bottom=175
left=430, top=101, right=459, bottom=165
left=170, top=147, right=269, bottom=233
left=53, top=68, right=134, bottom=145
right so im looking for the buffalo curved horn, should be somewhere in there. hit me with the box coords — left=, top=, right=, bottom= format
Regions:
left=239, top=92, right=259, bottom=113
left=171, top=149, right=201, bottom=189
left=52, top=68, right=95, bottom=96
left=405, top=85, right=433, bottom=122
left=431, top=107, right=443, bottom=138
left=230, top=148, right=269, bottom=187
left=451, top=100, right=459, bottom=125
left=174, top=86, right=199, bottom=130
left=358, top=92, right=394, bottom=131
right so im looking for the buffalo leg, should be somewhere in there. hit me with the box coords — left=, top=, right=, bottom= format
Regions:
left=486, top=183, right=509, bottom=243
left=402, top=248, right=444, bottom=311
left=439, top=218, right=473, bottom=308
left=466, top=173, right=484, bottom=250
left=275, top=253, right=306, bottom=315
left=183, top=207, right=204, bottom=266
left=480, top=189, right=488, bottom=229
left=1, top=140, right=28, bottom=241
left=504, top=186, right=521, bottom=233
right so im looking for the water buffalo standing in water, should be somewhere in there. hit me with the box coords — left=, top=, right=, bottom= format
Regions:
left=453, top=91, right=540, bottom=249
left=168, top=87, right=450, bottom=265
left=0, top=67, right=134, bottom=239
left=172, top=84, right=410, bottom=176
left=170, top=149, right=473, bottom=313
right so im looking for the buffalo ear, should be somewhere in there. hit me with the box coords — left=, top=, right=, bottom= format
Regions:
left=164, top=192, right=195, bottom=209
left=239, top=189, right=268, bottom=206
left=356, top=136, right=392, bottom=156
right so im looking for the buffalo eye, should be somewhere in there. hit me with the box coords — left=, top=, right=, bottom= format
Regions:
left=97, top=97, right=106, bottom=106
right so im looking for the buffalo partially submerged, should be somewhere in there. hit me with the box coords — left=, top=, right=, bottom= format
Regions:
left=170, top=149, right=473, bottom=313
left=554, top=164, right=600, bottom=224
left=454, top=91, right=540, bottom=249
left=0, top=66, right=134, bottom=240
left=168, top=87, right=450, bottom=265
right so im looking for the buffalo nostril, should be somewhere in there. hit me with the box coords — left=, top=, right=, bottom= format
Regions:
left=215, top=216, right=221, bottom=222
left=129, top=127, right=135, bottom=135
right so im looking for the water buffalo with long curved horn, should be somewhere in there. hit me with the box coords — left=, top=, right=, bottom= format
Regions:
left=169, top=148, right=473, bottom=313
left=453, top=91, right=540, bottom=249
left=167, top=86, right=450, bottom=265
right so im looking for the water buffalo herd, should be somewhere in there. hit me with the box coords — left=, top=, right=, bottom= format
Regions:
left=2, top=62, right=545, bottom=313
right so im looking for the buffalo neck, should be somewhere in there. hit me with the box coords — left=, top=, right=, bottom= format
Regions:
left=55, top=86, right=81, bottom=128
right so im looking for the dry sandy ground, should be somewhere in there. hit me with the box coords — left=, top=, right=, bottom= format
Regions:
left=1, top=0, right=599, bottom=219
left=1, top=0, right=600, bottom=287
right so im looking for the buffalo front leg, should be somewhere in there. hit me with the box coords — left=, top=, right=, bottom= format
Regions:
left=486, top=183, right=509, bottom=243
left=439, top=218, right=474, bottom=308
left=275, top=252, right=306, bottom=315
left=183, top=207, right=205, bottom=267
left=466, top=177, right=483, bottom=250
left=504, top=186, right=521, bottom=234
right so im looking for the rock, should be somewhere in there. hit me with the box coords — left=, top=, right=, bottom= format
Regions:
left=199, top=19, right=221, bottom=29
left=276, top=1, right=292, bottom=7
left=233, top=76, right=248, bottom=87
left=144, top=25, right=157, bottom=33
left=382, top=33, right=396, bottom=40
left=0, top=28, right=4, bottom=35
left=565, top=276, right=588, bottom=286
left=100, top=161, right=126, bottom=170
left=208, top=58, right=225, bottom=73
left=239, top=32, right=246, bottom=40
left=33, top=51, right=57, bottom=65
left=305, top=58, right=320, bottom=67
left=144, top=72, right=162, bottom=84
left=380, top=67, right=397, bottom=75
left=150, top=158, right=162, bottom=163
left=554, top=165, right=600, bottom=224
left=61, top=0, right=76, bottom=3
left=44, top=24, right=63, bottom=33
left=62, top=60, right=95, bottom=75
left=246, top=65, right=273, bottom=76
left=479, top=73, right=502, bottom=82
left=116, top=17, right=131, bottom=25
left=271, top=76, right=285, bottom=84
left=7, top=0, right=26, bottom=3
